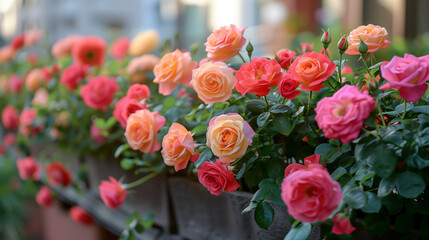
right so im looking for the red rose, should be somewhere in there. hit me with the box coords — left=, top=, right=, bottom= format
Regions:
left=110, top=37, right=130, bottom=60
left=126, top=84, right=150, bottom=102
left=99, top=177, right=127, bottom=209
left=46, top=162, right=72, bottom=187
left=235, top=57, right=282, bottom=97
left=197, top=159, right=240, bottom=196
left=36, top=186, right=54, bottom=207
left=277, top=49, right=296, bottom=69
left=2, top=105, right=19, bottom=130
left=16, top=157, right=41, bottom=181
left=60, top=64, right=88, bottom=91
left=10, top=34, right=25, bottom=50
left=278, top=74, right=301, bottom=100
left=70, top=206, right=94, bottom=225
left=332, top=213, right=356, bottom=235
left=9, top=74, right=23, bottom=93
left=72, top=36, right=106, bottom=66
left=80, top=75, right=119, bottom=111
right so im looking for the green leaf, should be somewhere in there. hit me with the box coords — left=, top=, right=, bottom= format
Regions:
left=378, top=175, right=397, bottom=197
left=284, top=222, right=311, bottom=240
left=257, top=112, right=271, bottom=127
left=273, top=114, right=294, bottom=136
left=194, top=148, right=213, bottom=168
left=315, top=143, right=342, bottom=163
left=94, top=118, right=105, bottom=128
left=105, top=117, right=117, bottom=128
left=362, top=142, right=397, bottom=178
left=362, top=192, right=382, bottom=213
left=396, top=171, right=425, bottom=198
left=246, top=99, right=267, bottom=113
left=343, top=186, right=368, bottom=209
left=121, top=158, right=135, bottom=170
left=259, top=178, right=285, bottom=206
left=270, top=104, right=290, bottom=114
left=292, top=106, right=305, bottom=118
left=115, top=144, right=130, bottom=158
left=395, top=213, right=414, bottom=233
left=191, top=125, right=208, bottom=135
left=242, top=201, right=259, bottom=215
left=228, top=63, right=243, bottom=71
left=254, top=202, right=274, bottom=230
left=331, top=167, right=347, bottom=181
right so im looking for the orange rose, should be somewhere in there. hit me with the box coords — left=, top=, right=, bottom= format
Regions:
left=125, top=109, right=166, bottom=153
left=206, top=113, right=255, bottom=164
left=191, top=62, right=236, bottom=104
left=161, top=123, right=194, bottom=171
left=153, top=49, right=198, bottom=95
left=288, top=51, right=336, bottom=92
left=205, top=24, right=247, bottom=62
left=26, top=69, right=44, bottom=91
left=128, top=30, right=160, bottom=56
left=0, top=46, right=16, bottom=63
left=346, top=24, right=391, bottom=55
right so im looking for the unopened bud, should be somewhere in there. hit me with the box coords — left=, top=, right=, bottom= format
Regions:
left=358, top=37, right=368, bottom=55
left=337, top=36, right=348, bottom=54
left=321, top=30, right=331, bottom=49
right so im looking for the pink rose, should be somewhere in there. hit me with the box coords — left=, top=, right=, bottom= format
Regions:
left=126, top=84, right=150, bottom=102
left=4, top=133, right=15, bottom=146
left=380, top=54, right=429, bottom=102
left=278, top=74, right=301, bottom=100
left=2, top=105, right=19, bottom=130
left=9, top=74, right=23, bottom=93
left=315, top=85, right=375, bottom=143
left=46, top=162, right=72, bottom=187
left=284, top=154, right=320, bottom=178
left=36, top=186, right=54, bottom=207
left=332, top=213, right=356, bottom=235
left=80, top=75, right=119, bottom=111
left=31, top=88, right=49, bottom=106
left=24, top=29, right=43, bottom=47
left=235, top=57, right=283, bottom=97
left=197, top=159, right=240, bottom=196
left=70, top=206, right=94, bottom=226
left=113, top=97, right=147, bottom=128
left=16, top=157, right=41, bottom=181
left=110, top=37, right=130, bottom=60
left=205, top=24, right=247, bottom=62
left=301, top=43, right=312, bottom=53
left=90, top=123, right=106, bottom=144
left=19, top=108, right=43, bottom=136
left=99, top=176, right=126, bottom=209
left=277, top=49, right=296, bottom=69
left=281, top=163, right=342, bottom=223
left=60, top=64, right=88, bottom=91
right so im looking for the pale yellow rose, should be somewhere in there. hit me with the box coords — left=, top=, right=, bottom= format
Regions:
left=128, top=30, right=160, bottom=56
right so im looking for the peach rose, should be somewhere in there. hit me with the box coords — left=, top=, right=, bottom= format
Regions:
left=162, top=123, right=194, bottom=171
left=32, top=88, right=49, bottom=106
left=288, top=51, right=336, bottom=92
left=24, top=29, right=43, bottom=47
left=206, top=113, right=255, bottom=164
left=153, top=49, right=198, bottom=95
left=346, top=24, right=391, bottom=55
left=205, top=25, right=247, bottom=62
left=125, top=109, right=166, bottom=153
left=190, top=62, right=236, bottom=104
left=126, top=55, right=159, bottom=83
left=128, top=30, right=160, bottom=56
left=52, top=35, right=82, bottom=58
left=0, top=46, right=16, bottom=63
left=25, top=69, right=44, bottom=91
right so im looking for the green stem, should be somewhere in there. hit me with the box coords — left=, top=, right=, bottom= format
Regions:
left=237, top=52, right=247, bottom=63
left=402, top=101, right=407, bottom=121
left=306, top=91, right=313, bottom=118
left=377, top=100, right=386, bottom=128
left=338, top=53, right=343, bottom=84
left=361, top=55, right=378, bottom=90
left=124, top=171, right=162, bottom=189
left=263, top=96, right=270, bottom=109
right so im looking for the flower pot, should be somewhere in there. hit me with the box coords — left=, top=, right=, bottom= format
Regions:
left=168, top=177, right=321, bottom=240
left=85, top=156, right=171, bottom=232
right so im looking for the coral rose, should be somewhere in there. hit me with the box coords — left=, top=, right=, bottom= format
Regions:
left=125, top=109, right=166, bottom=153
left=277, top=49, right=296, bottom=69
left=197, top=159, right=240, bottom=196
left=288, top=51, right=336, bottom=92
left=2, top=105, right=19, bottom=130
left=346, top=24, right=391, bottom=55
left=46, top=162, right=72, bottom=187
left=206, top=113, right=255, bottom=164
left=70, top=206, right=94, bottom=225
left=72, top=36, right=106, bottom=66
left=278, top=74, right=301, bottom=99
left=126, top=84, right=150, bottom=102
left=113, top=97, right=147, bottom=128
left=284, top=154, right=320, bottom=178
left=16, top=157, right=41, bottom=181
left=52, top=35, right=82, bottom=58
left=281, top=163, right=342, bottom=223
left=36, top=186, right=54, bottom=207
left=99, top=176, right=126, bottom=209
left=162, top=123, right=194, bottom=171
left=235, top=57, right=282, bottom=97
left=60, top=64, right=88, bottom=91
left=80, top=75, right=119, bottom=111
left=0, top=46, right=16, bottom=63
left=153, top=49, right=198, bottom=95
left=380, top=54, right=429, bottom=102
left=191, top=61, right=236, bottom=104
left=90, top=123, right=106, bottom=144
left=110, top=37, right=130, bottom=60
left=315, top=85, right=375, bottom=143
left=128, top=30, right=160, bottom=56
left=204, top=24, right=247, bottom=62
left=9, top=74, right=23, bottom=93
left=332, top=213, right=356, bottom=235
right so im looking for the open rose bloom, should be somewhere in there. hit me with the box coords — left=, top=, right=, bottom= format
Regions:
left=346, top=24, right=391, bottom=55
left=205, top=24, right=247, bottom=62
left=162, top=123, right=194, bottom=171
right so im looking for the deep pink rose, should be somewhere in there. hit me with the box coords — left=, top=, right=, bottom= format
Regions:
left=281, top=163, right=342, bottom=223
left=36, top=186, right=54, bottom=207
left=126, top=84, right=150, bottom=102
left=2, top=105, right=19, bottom=130
left=235, top=57, right=283, bottom=97
left=332, top=213, right=356, bottom=235
left=60, top=64, right=88, bottom=91
left=70, top=206, right=94, bottom=225
left=277, top=49, right=296, bottom=69
left=81, top=75, right=119, bottom=111
left=9, top=74, right=23, bottom=93
left=284, top=154, right=320, bottom=178
left=315, top=85, right=375, bottom=143
left=99, top=176, right=127, bottom=209
left=46, top=162, right=72, bottom=187
left=16, top=157, right=41, bottom=181
left=110, top=37, right=130, bottom=60
left=197, top=159, right=240, bottom=196
left=380, top=54, right=429, bottom=102
left=278, top=74, right=301, bottom=99
left=90, top=123, right=107, bottom=144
